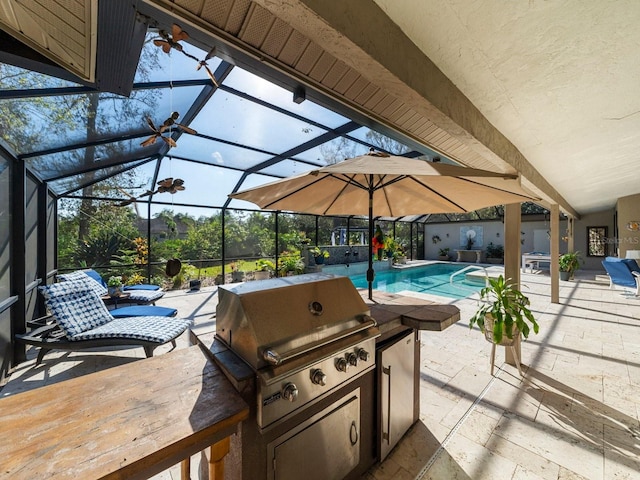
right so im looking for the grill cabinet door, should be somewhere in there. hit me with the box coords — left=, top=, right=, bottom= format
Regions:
left=378, top=330, right=415, bottom=461
left=270, top=391, right=360, bottom=480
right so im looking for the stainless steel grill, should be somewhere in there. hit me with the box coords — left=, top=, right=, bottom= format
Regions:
left=216, top=273, right=379, bottom=428
left=214, top=273, right=380, bottom=480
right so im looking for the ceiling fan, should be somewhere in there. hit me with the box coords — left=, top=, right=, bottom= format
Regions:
left=115, top=178, right=186, bottom=208
left=156, top=177, right=185, bottom=194
left=153, top=23, right=219, bottom=86
left=140, top=112, right=197, bottom=148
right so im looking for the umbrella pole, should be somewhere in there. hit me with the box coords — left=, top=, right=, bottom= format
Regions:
left=367, top=182, right=374, bottom=300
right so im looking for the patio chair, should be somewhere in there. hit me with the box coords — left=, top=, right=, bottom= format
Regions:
left=601, top=257, right=640, bottom=295
left=59, top=270, right=165, bottom=305
left=16, top=280, right=191, bottom=366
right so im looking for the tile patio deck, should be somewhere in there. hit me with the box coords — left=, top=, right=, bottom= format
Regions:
left=2, top=268, right=639, bottom=480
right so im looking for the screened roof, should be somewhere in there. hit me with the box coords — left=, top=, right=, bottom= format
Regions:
left=0, top=27, right=544, bottom=222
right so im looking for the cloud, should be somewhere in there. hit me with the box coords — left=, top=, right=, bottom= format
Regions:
left=211, top=151, right=224, bottom=164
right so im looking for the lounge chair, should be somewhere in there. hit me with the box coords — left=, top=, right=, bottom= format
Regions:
left=59, top=270, right=165, bottom=305
left=16, top=280, right=191, bottom=366
left=601, top=257, right=640, bottom=295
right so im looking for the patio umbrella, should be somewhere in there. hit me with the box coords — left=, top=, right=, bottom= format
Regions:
left=230, top=151, right=538, bottom=299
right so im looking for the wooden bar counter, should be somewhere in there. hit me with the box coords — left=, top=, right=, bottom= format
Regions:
left=0, top=345, right=249, bottom=480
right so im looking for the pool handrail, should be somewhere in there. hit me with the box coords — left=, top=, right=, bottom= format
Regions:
left=450, top=265, right=490, bottom=288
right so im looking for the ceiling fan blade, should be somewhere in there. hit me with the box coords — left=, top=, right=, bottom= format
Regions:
left=204, top=65, right=219, bottom=87
left=204, top=46, right=216, bottom=61
left=146, top=116, right=158, bottom=132
left=176, top=123, right=197, bottom=135
left=171, top=24, right=189, bottom=42
left=165, top=137, right=178, bottom=148
left=153, top=39, right=172, bottom=54
left=140, top=135, right=158, bottom=147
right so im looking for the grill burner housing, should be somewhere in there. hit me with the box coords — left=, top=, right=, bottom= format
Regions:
left=213, top=274, right=380, bottom=480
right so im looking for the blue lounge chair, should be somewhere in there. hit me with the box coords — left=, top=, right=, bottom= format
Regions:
left=59, top=270, right=165, bottom=305
left=601, top=257, right=640, bottom=295
left=16, top=281, right=190, bottom=365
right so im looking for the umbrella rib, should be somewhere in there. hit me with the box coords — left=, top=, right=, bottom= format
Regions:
left=322, top=173, right=363, bottom=214
left=406, top=176, right=470, bottom=212
left=407, top=175, right=535, bottom=212
left=260, top=175, right=327, bottom=210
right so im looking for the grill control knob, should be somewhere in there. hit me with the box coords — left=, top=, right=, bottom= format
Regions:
left=311, top=369, right=327, bottom=386
left=357, top=348, right=370, bottom=362
left=282, top=383, right=298, bottom=402
left=347, top=352, right=358, bottom=367
left=335, top=357, right=349, bottom=372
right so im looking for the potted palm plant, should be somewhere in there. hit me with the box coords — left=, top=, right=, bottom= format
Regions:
left=311, top=246, right=330, bottom=265
left=469, top=275, right=539, bottom=346
left=254, top=259, right=275, bottom=280
left=559, top=251, right=582, bottom=280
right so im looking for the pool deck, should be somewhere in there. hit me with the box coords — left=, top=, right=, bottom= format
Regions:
left=2, top=265, right=640, bottom=479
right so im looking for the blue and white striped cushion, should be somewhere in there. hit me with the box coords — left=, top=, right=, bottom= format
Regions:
left=58, top=270, right=108, bottom=297
left=70, top=316, right=192, bottom=342
left=126, top=289, right=165, bottom=303
left=39, top=281, right=114, bottom=337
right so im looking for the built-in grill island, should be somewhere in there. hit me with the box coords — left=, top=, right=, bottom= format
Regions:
left=200, top=273, right=459, bottom=480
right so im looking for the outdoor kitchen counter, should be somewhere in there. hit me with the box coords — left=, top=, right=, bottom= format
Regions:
left=366, top=293, right=460, bottom=337
left=0, top=345, right=249, bottom=480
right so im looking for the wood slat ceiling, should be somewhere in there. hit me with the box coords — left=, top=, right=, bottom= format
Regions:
left=0, top=0, right=97, bottom=82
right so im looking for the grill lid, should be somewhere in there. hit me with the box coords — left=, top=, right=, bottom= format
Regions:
left=215, top=273, right=373, bottom=370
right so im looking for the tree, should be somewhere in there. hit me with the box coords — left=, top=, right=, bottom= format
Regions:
left=181, top=215, right=222, bottom=265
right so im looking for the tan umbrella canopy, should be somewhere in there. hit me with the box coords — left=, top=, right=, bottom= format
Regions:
left=230, top=151, right=538, bottom=299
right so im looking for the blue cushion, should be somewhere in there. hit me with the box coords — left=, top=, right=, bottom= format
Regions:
left=126, top=290, right=165, bottom=303
left=603, top=257, right=640, bottom=274
left=602, top=260, right=637, bottom=288
left=39, top=281, right=114, bottom=337
left=622, top=258, right=640, bottom=274
left=123, top=284, right=161, bottom=291
left=84, top=269, right=108, bottom=288
left=110, top=305, right=177, bottom=318
left=58, top=270, right=108, bottom=297
left=70, top=316, right=192, bottom=343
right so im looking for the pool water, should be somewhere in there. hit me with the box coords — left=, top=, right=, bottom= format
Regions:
left=349, top=263, right=484, bottom=299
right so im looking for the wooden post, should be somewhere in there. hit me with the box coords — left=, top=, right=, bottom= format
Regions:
left=181, top=458, right=190, bottom=480
left=551, top=204, right=560, bottom=303
left=504, top=203, right=521, bottom=367
left=209, top=437, right=231, bottom=480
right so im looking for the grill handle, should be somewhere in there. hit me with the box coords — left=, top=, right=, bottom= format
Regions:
left=262, top=315, right=377, bottom=366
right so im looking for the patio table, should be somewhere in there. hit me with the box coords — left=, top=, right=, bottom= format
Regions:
left=521, top=252, right=552, bottom=273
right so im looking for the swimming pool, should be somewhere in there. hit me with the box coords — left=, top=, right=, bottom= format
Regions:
left=349, top=263, right=485, bottom=299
